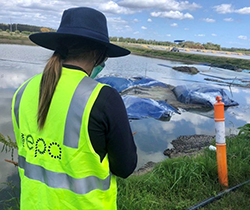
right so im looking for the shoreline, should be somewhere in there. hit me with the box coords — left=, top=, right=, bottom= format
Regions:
left=1, top=38, right=250, bottom=70
left=133, top=134, right=215, bottom=175
left=0, top=39, right=199, bottom=64
left=131, top=51, right=201, bottom=65
left=134, top=134, right=238, bottom=175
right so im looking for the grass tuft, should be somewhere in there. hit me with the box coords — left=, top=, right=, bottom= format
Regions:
left=117, top=124, right=250, bottom=209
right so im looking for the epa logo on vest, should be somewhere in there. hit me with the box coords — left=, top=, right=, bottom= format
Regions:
left=21, top=133, right=62, bottom=159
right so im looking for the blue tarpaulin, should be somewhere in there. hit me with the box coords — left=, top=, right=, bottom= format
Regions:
left=96, top=76, right=179, bottom=120
left=132, top=77, right=168, bottom=88
left=97, top=76, right=239, bottom=119
left=96, top=76, right=168, bottom=93
left=122, top=95, right=179, bottom=120
left=173, top=85, right=239, bottom=107
left=96, top=76, right=133, bottom=92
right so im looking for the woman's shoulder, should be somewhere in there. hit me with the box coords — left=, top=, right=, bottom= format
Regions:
left=98, top=85, right=122, bottom=101
left=92, top=85, right=125, bottom=114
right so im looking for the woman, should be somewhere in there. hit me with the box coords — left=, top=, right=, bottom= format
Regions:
left=12, top=7, right=137, bottom=210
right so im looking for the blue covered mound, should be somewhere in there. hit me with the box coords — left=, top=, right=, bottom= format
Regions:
left=96, top=76, right=167, bottom=92
left=96, top=76, right=179, bottom=120
left=122, top=95, right=179, bottom=120
left=173, top=85, right=239, bottom=107
left=96, top=77, right=133, bottom=92
left=132, top=77, right=168, bottom=88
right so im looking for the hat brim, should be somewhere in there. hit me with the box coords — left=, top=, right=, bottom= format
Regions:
left=29, top=32, right=130, bottom=58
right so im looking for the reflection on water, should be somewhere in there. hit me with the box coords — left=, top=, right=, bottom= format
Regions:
left=1, top=44, right=250, bottom=203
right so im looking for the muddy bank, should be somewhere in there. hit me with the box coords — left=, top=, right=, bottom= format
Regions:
left=134, top=134, right=215, bottom=175
left=163, top=134, right=215, bottom=158
left=134, top=134, right=237, bottom=175
left=131, top=51, right=200, bottom=65
left=172, top=66, right=199, bottom=74
left=0, top=37, right=35, bottom=46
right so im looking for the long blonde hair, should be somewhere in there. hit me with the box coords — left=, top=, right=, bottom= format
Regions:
left=37, top=39, right=106, bottom=130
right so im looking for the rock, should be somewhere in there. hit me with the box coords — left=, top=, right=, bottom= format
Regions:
left=164, top=134, right=215, bottom=158
left=172, top=66, right=199, bottom=74
left=163, top=148, right=174, bottom=157
left=133, top=161, right=156, bottom=175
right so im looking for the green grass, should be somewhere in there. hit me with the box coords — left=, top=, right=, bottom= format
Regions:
left=122, top=45, right=250, bottom=70
left=117, top=124, right=250, bottom=209
left=0, top=31, right=34, bottom=45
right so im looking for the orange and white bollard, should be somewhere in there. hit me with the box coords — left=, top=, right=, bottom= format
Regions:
left=214, top=96, right=228, bottom=188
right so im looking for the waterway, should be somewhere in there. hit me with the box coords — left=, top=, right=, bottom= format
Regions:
left=0, top=44, right=250, bottom=207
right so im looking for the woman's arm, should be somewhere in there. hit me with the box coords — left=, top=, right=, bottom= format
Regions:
left=89, top=86, right=137, bottom=178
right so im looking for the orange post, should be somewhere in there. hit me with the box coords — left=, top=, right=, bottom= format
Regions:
left=214, top=96, right=228, bottom=188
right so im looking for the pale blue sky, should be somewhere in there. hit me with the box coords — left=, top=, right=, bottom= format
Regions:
left=0, top=0, right=249, bottom=48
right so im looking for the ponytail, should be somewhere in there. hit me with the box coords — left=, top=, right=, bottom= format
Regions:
left=37, top=39, right=106, bottom=130
left=37, top=52, right=62, bottom=130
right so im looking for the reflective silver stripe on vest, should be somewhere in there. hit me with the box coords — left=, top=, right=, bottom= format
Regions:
left=63, top=77, right=98, bottom=148
left=18, top=155, right=111, bottom=194
left=14, top=81, right=30, bottom=128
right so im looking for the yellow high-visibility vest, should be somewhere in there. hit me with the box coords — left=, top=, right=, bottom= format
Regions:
left=12, top=67, right=117, bottom=210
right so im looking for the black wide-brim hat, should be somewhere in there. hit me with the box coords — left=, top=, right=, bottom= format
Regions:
left=29, top=7, right=130, bottom=57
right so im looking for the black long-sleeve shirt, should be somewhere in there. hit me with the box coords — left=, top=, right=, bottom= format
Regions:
left=89, top=86, right=137, bottom=178
left=63, top=64, right=137, bottom=178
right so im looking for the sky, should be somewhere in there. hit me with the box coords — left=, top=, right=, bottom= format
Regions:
left=0, top=0, right=249, bottom=49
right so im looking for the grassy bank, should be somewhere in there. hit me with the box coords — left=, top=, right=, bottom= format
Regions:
left=117, top=124, right=250, bottom=209
left=123, top=45, right=250, bottom=70
left=0, top=31, right=35, bottom=46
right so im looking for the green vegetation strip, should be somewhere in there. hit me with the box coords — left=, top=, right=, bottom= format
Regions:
left=125, top=46, right=250, bottom=70
left=117, top=124, right=250, bottom=210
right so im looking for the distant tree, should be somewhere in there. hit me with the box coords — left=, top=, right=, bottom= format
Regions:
left=195, top=42, right=204, bottom=49
left=203, top=42, right=221, bottom=51
left=21, top=31, right=31, bottom=35
left=107, top=36, right=232, bottom=51
left=130, top=38, right=136, bottom=43
left=137, top=38, right=145, bottom=44
left=161, top=41, right=172, bottom=46
left=109, top=37, right=117, bottom=42
left=118, top=37, right=125, bottom=42
left=0, top=24, right=8, bottom=31
left=40, top=27, right=50, bottom=32
left=123, top=37, right=130, bottom=43
left=182, top=41, right=194, bottom=48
